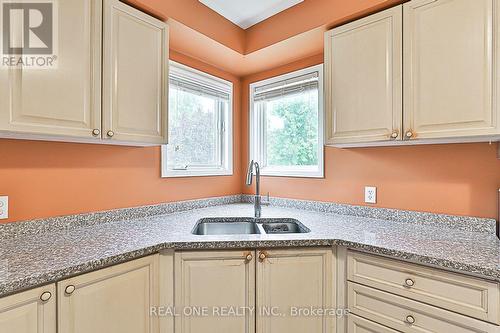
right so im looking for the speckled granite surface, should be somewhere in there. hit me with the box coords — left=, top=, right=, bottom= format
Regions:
left=0, top=200, right=499, bottom=298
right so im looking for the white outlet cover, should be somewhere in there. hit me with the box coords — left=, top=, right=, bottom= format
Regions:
left=0, top=196, right=8, bottom=219
left=364, top=187, right=377, bottom=204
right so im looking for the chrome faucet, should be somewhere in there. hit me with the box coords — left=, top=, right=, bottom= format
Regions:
left=245, top=160, right=261, bottom=218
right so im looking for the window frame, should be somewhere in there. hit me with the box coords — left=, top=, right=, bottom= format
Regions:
left=161, top=61, right=233, bottom=178
left=249, top=64, right=324, bottom=178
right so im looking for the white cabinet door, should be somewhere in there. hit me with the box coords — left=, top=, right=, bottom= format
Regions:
left=324, top=6, right=402, bottom=145
left=57, top=255, right=159, bottom=333
left=174, top=250, right=255, bottom=333
left=403, top=0, right=500, bottom=140
left=256, top=248, right=334, bottom=333
left=102, top=0, right=168, bottom=144
left=0, top=284, right=56, bottom=333
left=0, top=0, right=102, bottom=139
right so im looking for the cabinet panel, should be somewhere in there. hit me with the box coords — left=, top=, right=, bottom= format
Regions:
left=256, top=248, right=334, bottom=333
left=103, top=0, right=168, bottom=144
left=347, top=250, right=500, bottom=324
left=0, top=284, right=56, bottom=333
left=325, top=6, right=402, bottom=145
left=57, top=255, right=159, bottom=333
left=174, top=250, right=255, bottom=333
left=404, top=0, right=499, bottom=139
left=348, top=282, right=497, bottom=333
left=0, top=0, right=102, bottom=139
left=347, top=314, right=400, bottom=333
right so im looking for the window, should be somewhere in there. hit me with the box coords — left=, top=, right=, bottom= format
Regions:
left=249, top=65, right=324, bottom=178
left=161, top=61, right=233, bottom=177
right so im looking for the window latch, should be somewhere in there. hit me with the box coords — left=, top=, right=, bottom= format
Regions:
left=173, top=165, right=189, bottom=170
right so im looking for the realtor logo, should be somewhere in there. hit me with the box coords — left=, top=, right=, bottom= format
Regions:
left=1, top=0, right=58, bottom=68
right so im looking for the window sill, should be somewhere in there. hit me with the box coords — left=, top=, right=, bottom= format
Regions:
left=259, top=167, right=324, bottom=179
left=161, top=169, right=233, bottom=178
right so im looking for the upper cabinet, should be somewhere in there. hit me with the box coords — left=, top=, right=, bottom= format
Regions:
left=403, top=0, right=497, bottom=140
left=0, top=0, right=102, bottom=140
left=0, top=0, right=168, bottom=146
left=325, top=0, right=500, bottom=146
left=103, top=0, right=168, bottom=144
left=324, top=6, right=402, bottom=145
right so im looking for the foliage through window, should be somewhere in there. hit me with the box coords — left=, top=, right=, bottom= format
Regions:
left=162, top=62, right=233, bottom=177
left=250, top=65, right=324, bottom=177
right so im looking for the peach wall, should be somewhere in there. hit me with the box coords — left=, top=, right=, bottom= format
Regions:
left=0, top=51, right=242, bottom=223
left=241, top=55, right=500, bottom=219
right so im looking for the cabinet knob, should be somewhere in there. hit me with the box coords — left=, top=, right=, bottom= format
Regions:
left=404, top=278, right=415, bottom=287
left=107, top=130, right=114, bottom=138
left=92, top=129, right=100, bottom=136
left=245, top=253, right=253, bottom=261
left=405, top=130, right=414, bottom=139
left=40, top=291, right=52, bottom=302
left=65, top=285, right=76, bottom=295
left=405, top=315, right=416, bottom=325
left=390, top=131, right=399, bottom=139
left=259, top=252, right=267, bottom=260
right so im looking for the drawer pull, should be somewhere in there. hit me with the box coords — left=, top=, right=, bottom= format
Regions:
left=404, top=278, right=415, bottom=287
left=245, top=253, right=253, bottom=261
left=405, top=315, right=416, bottom=325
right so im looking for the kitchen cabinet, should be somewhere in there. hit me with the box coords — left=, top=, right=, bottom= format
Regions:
left=0, top=0, right=102, bottom=140
left=57, top=254, right=159, bottom=333
left=256, top=248, right=334, bottom=333
left=0, top=284, right=56, bottom=333
left=102, top=0, right=169, bottom=144
left=341, top=250, right=500, bottom=333
left=174, top=250, right=256, bottom=333
left=174, top=248, right=334, bottom=333
left=0, top=0, right=168, bottom=146
left=324, top=5, right=402, bottom=145
left=325, top=0, right=500, bottom=146
left=403, top=0, right=499, bottom=140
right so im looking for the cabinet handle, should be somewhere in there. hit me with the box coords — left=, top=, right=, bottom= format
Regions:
left=92, top=129, right=100, bottom=137
left=404, top=278, right=415, bottom=287
left=40, top=291, right=52, bottom=302
left=65, top=285, right=76, bottom=295
left=390, top=131, right=399, bottom=139
left=107, top=130, right=114, bottom=138
left=258, top=252, right=267, bottom=261
left=245, top=253, right=253, bottom=261
left=405, top=130, right=414, bottom=139
left=405, top=315, right=416, bottom=325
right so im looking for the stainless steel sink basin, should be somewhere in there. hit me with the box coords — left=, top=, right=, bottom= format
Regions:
left=192, top=217, right=309, bottom=235
left=192, top=218, right=261, bottom=235
left=261, top=220, right=310, bottom=234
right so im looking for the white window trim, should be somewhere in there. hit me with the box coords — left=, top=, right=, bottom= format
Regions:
left=249, top=64, right=324, bottom=178
left=161, top=61, right=233, bottom=178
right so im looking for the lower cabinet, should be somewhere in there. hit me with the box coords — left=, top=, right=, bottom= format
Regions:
left=174, top=250, right=256, bottom=333
left=58, top=254, right=159, bottom=333
left=0, top=284, right=56, bottom=333
left=347, top=314, right=399, bottom=333
left=174, top=248, right=335, bottom=333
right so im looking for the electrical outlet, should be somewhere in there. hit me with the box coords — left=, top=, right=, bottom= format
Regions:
left=364, top=187, right=377, bottom=204
left=0, top=196, right=8, bottom=219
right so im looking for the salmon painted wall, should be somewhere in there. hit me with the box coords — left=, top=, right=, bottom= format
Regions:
left=0, top=51, right=242, bottom=223
left=241, top=55, right=500, bottom=219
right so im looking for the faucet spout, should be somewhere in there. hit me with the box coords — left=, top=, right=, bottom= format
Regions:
left=245, top=160, right=261, bottom=218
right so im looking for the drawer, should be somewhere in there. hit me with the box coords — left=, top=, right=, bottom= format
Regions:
left=348, top=314, right=400, bottom=333
left=347, top=251, right=499, bottom=324
left=348, top=282, right=497, bottom=333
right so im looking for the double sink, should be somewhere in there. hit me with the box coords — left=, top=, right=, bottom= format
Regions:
left=192, top=217, right=310, bottom=235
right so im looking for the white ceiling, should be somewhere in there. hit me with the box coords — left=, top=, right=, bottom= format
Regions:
left=199, top=0, right=304, bottom=29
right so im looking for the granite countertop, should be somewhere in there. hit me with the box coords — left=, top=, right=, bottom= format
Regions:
left=1, top=202, right=500, bottom=297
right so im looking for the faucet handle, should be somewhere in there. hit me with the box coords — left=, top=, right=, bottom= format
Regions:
left=260, top=193, right=271, bottom=206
